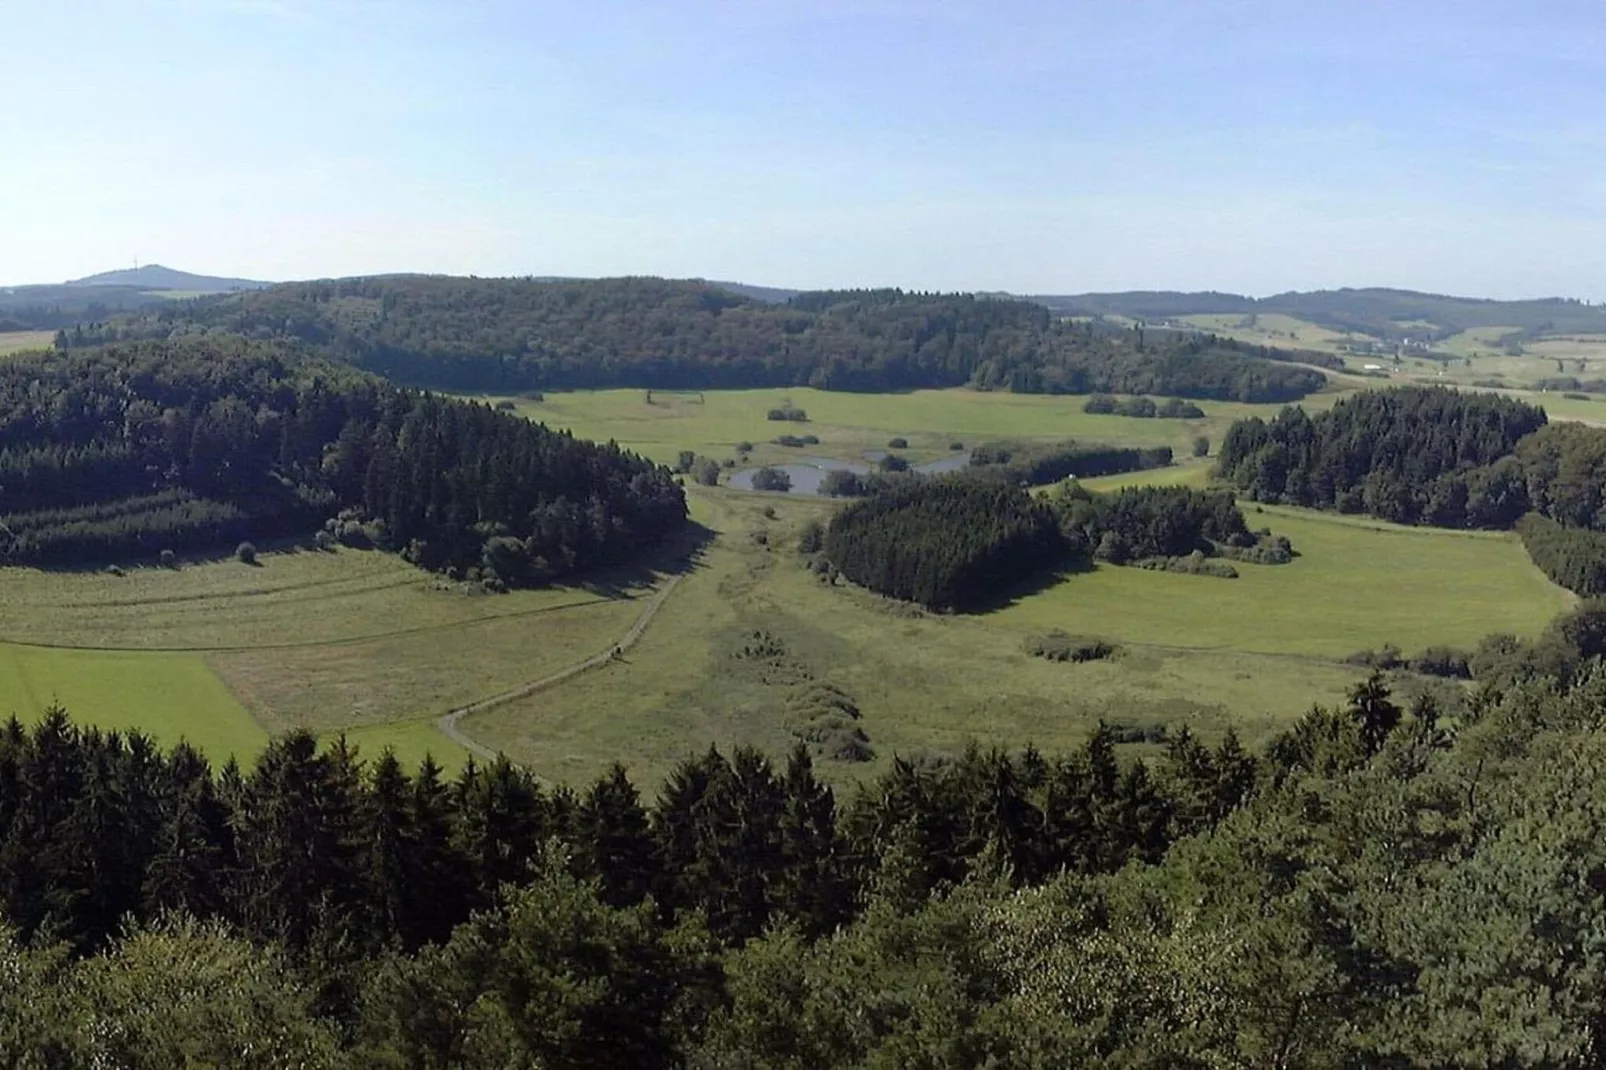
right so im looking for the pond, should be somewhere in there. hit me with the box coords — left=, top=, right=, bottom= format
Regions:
left=728, top=451, right=971, bottom=495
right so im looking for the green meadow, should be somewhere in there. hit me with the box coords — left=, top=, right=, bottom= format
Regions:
left=0, top=384, right=1576, bottom=786
left=489, top=387, right=1338, bottom=469
left=0, top=330, right=53, bottom=356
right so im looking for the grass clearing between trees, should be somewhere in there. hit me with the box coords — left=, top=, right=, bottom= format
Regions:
left=0, top=331, right=53, bottom=356
left=485, top=387, right=1343, bottom=471
left=457, top=484, right=1567, bottom=789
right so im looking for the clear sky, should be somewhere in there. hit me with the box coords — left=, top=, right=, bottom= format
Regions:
left=3, top=0, right=1603, bottom=297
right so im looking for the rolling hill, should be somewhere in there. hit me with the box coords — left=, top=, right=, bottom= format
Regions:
left=64, top=263, right=271, bottom=292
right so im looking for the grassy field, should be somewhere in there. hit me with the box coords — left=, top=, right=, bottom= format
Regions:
left=0, top=645, right=267, bottom=759
left=486, top=387, right=1341, bottom=471
left=1177, top=313, right=1371, bottom=355
left=0, top=331, right=53, bottom=356
left=0, top=383, right=1574, bottom=789
left=458, top=482, right=1569, bottom=789
left=0, top=543, right=685, bottom=774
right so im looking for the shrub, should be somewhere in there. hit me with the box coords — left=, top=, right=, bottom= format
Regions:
left=1082, top=394, right=1118, bottom=414
left=750, top=467, right=793, bottom=493
left=797, top=520, right=824, bottom=554
left=1411, top=645, right=1472, bottom=679
left=949, top=441, right=965, bottom=451
left=693, top=459, right=722, bottom=486
left=235, top=541, right=258, bottom=565
left=1130, top=551, right=1238, bottom=578
left=1192, top=435, right=1211, bottom=458
left=820, top=469, right=863, bottom=497
left=774, top=435, right=807, bottom=448
left=762, top=506, right=777, bottom=520
left=735, top=441, right=754, bottom=453
left=888, top=437, right=908, bottom=449
left=1344, top=644, right=1405, bottom=671
left=1025, top=630, right=1117, bottom=662
left=799, top=434, right=820, bottom=445
left=158, top=548, right=176, bottom=568
left=767, top=407, right=808, bottom=422
left=519, top=390, right=544, bottom=401
left=494, top=399, right=518, bottom=411
left=313, top=530, right=337, bottom=551
left=675, top=450, right=697, bottom=474
left=878, top=454, right=910, bottom=473
left=104, top=564, right=124, bottom=577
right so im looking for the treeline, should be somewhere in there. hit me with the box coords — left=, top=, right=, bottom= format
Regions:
left=1082, top=393, right=1204, bottom=418
left=1216, top=386, right=1547, bottom=526
left=969, top=439, right=1174, bottom=485
left=824, top=479, right=1067, bottom=610
left=0, top=340, right=685, bottom=580
left=1051, top=483, right=1268, bottom=563
left=63, top=276, right=1329, bottom=402
left=19, top=635, right=1606, bottom=1062
left=1515, top=513, right=1606, bottom=594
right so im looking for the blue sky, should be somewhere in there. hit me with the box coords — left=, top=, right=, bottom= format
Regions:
left=3, top=0, right=1603, bottom=297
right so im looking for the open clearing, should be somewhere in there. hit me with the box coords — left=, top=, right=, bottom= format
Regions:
left=0, top=331, right=53, bottom=356
left=487, top=387, right=1343, bottom=471
left=0, top=385, right=1572, bottom=787
left=459, top=482, right=1568, bottom=789
left=0, top=543, right=679, bottom=773
left=1177, top=313, right=1371, bottom=355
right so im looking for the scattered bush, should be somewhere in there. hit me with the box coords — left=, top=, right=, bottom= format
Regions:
left=887, top=437, right=908, bottom=449
left=1344, top=644, right=1405, bottom=671
left=735, top=441, right=753, bottom=453
left=235, top=541, right=258, bottom=565
left=1131, top=551, right=1238, bottom=578
left=767, top=407, right=808, bottom=422
left=820, top=469, right=864, bottom=497
left=104, top=564, right=124, bottom=577
left=1025, top=630, right=1118, bottom=663
left=313, top=529, right=337, bottom=552
left=494, top=399, right=518, bottom=411
left=1214, top=533, right=1293, bottom=565
left=878, top=454, right=910, bottom=473
left=1411, top=645, right=1472, bottom=679
left=158, top=548, right=176, bottom=568
left=518, top=390, right=544, bottom=402
left=797, top=520, right=824, bottom=554
left=799, top=434, right=820, bottom=445
left=774, top=435, right=808, bottom=448
left=1105, top=720, right=1170, bottom=744
left=691, top=459, right=721, bottom=486
left=762, top=506, right=777, bottom=520
left=949, top=441, right=965, bottom=451
left=1192, top=435, right=1211, bottom=458
left=750, top=467, right=793, bottom=493
left=674, top=450, right=697, bottom=474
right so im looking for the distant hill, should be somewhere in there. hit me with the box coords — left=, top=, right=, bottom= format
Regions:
left=65, top=264, right=271, bottom=292
left=1026, top=287, right=1606, bottom=342
left=705, top=279, right=802, bottom=304
left=57, top=275, right=1331, bottom=402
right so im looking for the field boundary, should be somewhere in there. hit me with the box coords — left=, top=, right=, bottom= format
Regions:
left=438, top=573, right=685, bottom=761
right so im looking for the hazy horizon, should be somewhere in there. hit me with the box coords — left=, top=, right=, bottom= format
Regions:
left=6, top=1, right=1604, bottom=301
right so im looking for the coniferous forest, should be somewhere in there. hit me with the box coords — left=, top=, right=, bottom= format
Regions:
left=9, top=605, right=1606, bottom=1064
left=0, top=339, right=685, bottom=579
left=1215, top=385, right=1606, bottom=592
left=60, top=277, right=1329, bottom=402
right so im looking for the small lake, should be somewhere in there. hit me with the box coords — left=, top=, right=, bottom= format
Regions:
left=728, top=452, right=971, bottom=495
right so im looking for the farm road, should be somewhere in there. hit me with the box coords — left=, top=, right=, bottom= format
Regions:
left=436, top=573, right=685, bottom=761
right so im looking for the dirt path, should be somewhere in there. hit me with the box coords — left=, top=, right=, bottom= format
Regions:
left=435, top=573, right=686, bottom=761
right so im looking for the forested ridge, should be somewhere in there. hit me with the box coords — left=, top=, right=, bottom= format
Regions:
left=0, top=339, right=685, bottom=579
left=8, top=597, right=1606, bottom=1062
left=61, top=275, right=1330, bottom=401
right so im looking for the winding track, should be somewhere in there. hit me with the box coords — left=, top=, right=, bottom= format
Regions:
left=435, top=573, right=686, bottom=761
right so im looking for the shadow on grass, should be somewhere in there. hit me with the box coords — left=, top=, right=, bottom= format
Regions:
left=573, top=521, right=718, bottom=600
left=962, top=554, right=1095, bottom=615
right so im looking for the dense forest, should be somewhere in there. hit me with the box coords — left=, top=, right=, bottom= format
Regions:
left=968, top=439, right=1175, bottom=485
left=1037, top=286, right=1606, bottom=342
left=823, top=479, right=1067, bottom=610
left=59, top=276, right=1330, bottom=402
left=0, top=339, right=685, bottom=579
left=8, top=594, right=1606, bottom=1062
left=1215, top=387, right=1547, bottom=527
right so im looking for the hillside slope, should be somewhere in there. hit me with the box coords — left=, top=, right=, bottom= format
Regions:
left=76, top=275, right=1331, bottom=402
